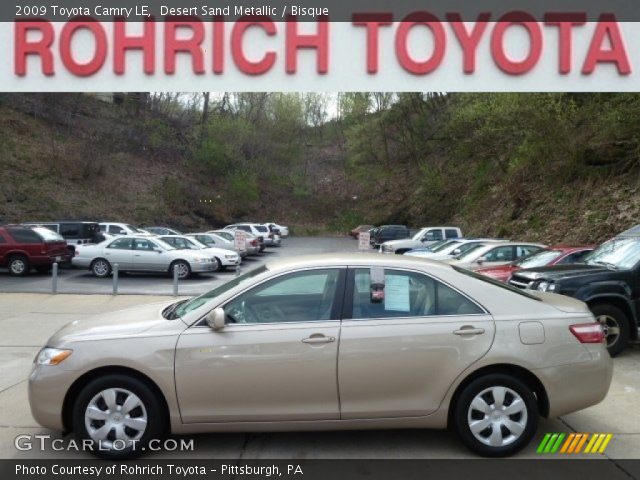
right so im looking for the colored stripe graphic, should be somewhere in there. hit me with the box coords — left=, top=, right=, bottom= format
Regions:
left=537, top=433, right=612, bottom=454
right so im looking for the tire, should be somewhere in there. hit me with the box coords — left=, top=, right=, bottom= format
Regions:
left=8, top=255, right=30, bottom=276
left=170, top=260, right=191, bottom=279
left=91, top=258, right=112, bottom=278
left=35, top=265, right=52, bottom=274
left=453, top=374, right=538, bottom=457
left=213, top=257, right=223, bottom=272
left=72, top=374, right=166, bottom=459
left=590, top=304, right=630, bottom=357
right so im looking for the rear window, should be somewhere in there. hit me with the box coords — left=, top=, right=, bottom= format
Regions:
left=32, top=227, right=64, bottom=242
left=452, top=266, right=541, bottom=301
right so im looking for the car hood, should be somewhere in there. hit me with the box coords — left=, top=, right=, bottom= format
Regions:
left=46, top=300, right=184, bottom=345
left=514, top=264, right=612, bottom=281
left=384, top=238, right=418, bottom=247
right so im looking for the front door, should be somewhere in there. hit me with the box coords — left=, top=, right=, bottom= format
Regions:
left=131, top=238, right=165, bottom=271
left=338, top=267, right=495, bottom=419
left=175, top=268, right=345, bottom=423
left=103, top=238, right=133, bottom=269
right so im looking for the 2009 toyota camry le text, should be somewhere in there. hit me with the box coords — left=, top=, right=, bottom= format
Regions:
left=28, top=253, right=612, bottom=458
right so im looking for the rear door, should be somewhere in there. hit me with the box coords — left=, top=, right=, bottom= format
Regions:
left=103, top=238, right=133, bottom=269
left=338, top=267, right=495, bottom=419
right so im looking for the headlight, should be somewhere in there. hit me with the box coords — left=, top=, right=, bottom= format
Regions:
left=537, top=281, right=549, bottom=292
left=35, top=348, right=72, bottom=366
left=548, top=283, right=558, bottom=292
left=225, top=254, right=236, bottom=259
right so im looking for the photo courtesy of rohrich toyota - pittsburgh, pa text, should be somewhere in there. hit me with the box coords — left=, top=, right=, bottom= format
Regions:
left=1, top=1, right=640, bottom=479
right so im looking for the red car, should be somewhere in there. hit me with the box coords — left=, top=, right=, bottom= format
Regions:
left=0, top=225, right=71, bottom=276
left=476, top=245, right=595, bottom=283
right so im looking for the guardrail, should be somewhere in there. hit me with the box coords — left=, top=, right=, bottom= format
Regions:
left=50, top=262, right=185, bottom=296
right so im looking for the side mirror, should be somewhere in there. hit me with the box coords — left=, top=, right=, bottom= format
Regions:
left=205, top=307, right=226, bottom=330
left=476, top=256, right=487, bottom=264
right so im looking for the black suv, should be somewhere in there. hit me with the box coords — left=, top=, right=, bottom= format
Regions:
left=370, top=225, right=410, bottom=248
left=508, top=236, right=640, bottom=356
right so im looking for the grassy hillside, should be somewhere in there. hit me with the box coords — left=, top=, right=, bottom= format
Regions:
left=0, top=93, right=639, bottom=243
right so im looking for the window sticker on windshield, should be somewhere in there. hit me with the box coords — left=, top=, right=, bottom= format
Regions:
left=384, top=274, right=410, bottom=312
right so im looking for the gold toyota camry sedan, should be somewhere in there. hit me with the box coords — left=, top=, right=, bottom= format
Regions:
left=29, top=253, right=612, bottom=458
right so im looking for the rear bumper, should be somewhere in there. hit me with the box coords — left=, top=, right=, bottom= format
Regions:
left=536, top=345, right=613, bottom=418
left=28, top=253, right=72, bottom=266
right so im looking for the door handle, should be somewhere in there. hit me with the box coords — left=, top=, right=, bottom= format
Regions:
left=453, top=326, right=485, bottom=336
left=302, top=335, right=335, bottom=344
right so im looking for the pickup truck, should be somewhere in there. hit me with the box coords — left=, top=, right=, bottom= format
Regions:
left=508, top=236, right=640, bottom=356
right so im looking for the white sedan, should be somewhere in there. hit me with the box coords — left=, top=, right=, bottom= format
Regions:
left=444, top=242, right=546, bottom=270
left=72, top=235, right=217, bottom=279
left=158, top=235, right=240, bottom=271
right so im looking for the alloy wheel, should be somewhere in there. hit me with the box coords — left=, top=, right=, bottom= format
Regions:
left=93, top=260, right=110, bottom=277
left=84, top=388, right=148, bottom=449
left=467, top=386, right=528, bottom=448
left=9, top=258, right=26, bottom=275
left=597, top=314, right=621, bottom=349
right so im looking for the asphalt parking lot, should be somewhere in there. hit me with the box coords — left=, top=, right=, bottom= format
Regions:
left=0, top=237, right=639, bottom=466
left=0, top=237, right=355, bottom=296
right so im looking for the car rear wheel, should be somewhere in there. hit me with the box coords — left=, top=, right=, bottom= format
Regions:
left=591, top=304, right=630, bottom=357
left=73, top=375, right=165, bottom=459
left=170, top=260, right=191, bottom=279
left=8, top=255, right=30, bottom=276
left=91, top=259, right=112, bottom=278
left=453, top=374, right=538, bottom=457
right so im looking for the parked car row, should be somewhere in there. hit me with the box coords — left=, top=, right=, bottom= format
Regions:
left=0, top=220, right=290, bottom=279
left=353, top=221, right=640, bottom=356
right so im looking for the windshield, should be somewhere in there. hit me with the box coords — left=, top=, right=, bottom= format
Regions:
left=172, top=266, right=268, bottom=318
left=412, top=228, right=428, bottom=241
left=184, top=238, right=206, bottom=249
left=433, top=240, right=461, bottom=252
left=126, top=224, right=146, bottom=234
left=515, top=249, right=562, bottom=268
left=33, top=227, right=64, bottom=242
left=584, top=238, right=640, bottom=270
left=453, top=266, right=541, bottom=301
left=455, top=244, right=486, bottom=260
left=214, top=231, right=233, bottom=241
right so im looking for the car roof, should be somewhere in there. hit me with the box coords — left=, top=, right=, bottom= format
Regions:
left=548, top=245, right=596, bottom=252
left=264, top=252, right=454, bottom=273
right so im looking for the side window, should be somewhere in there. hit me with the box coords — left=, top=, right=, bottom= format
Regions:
left=6, top=228, right=41, bottom=244
left=161, top=237, right=176, bottom=247
left=423, top=229, right=443, bottom=242
left=238, top=226, right=251, bottom=233
left=107, top=238, right=133, bottom=250
left=224, top=269, right=342, bottom=324
left=351, top=268, right=482, bottom=319
left=484, top=246, right=515, bottom=262
left=133, top=239, right=155, bottom=251
left=99, top=225, right=107, bottom=232
left=109, top=225, right=126, bottom=235
left=445, top=229, right=459, bottom=239
left=517, top=245, right=541, bottom=257
left=59, top=224, right=80, bottom=237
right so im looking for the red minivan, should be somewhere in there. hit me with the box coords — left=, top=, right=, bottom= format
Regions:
left=0, top=225, right=71, bottom=275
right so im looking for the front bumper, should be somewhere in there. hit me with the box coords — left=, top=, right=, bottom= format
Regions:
left=191, top=262, right=217, bottom=273
left=29, top=364, right=71, bottom=431
left=220, top=256, right=241, bottom=267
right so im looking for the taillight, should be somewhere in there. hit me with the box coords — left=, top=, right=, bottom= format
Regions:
left=570, top=323, right=605, bottom=343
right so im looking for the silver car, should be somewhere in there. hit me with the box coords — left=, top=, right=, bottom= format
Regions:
left=158, top=235, right=240, bottom=270
left=445, top=242, right=546, bottom=270
left=72, top=235, right=217, bottom=279
left=30, top=253, right=611, bottom=459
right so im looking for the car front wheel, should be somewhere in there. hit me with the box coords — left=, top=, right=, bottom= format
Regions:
left=8, top=255, right=30, bottom=276
left=170, top=260, right=191, bottom=279
left=591, top=304, right=630, bottom=357
left=73, top=375, right=165, bottom=459
left=453, top=374, right=538, bottom=457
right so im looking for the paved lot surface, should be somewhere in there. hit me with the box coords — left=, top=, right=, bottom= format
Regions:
left=0, top=293, right=638, bottom=464
left=0, top=237, right=356, bottom=296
